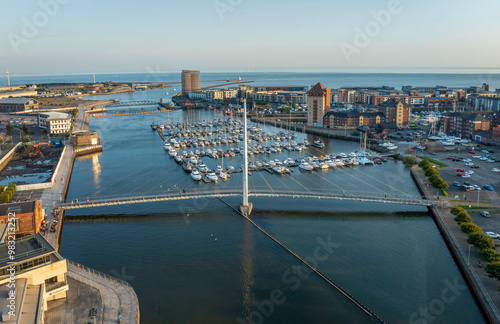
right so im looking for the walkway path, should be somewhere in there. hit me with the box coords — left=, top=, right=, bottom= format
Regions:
left=40, top=142, right=74, bottom=249
left=413, top=166, right=500, bottom=323
left=67, top=261, right=139, bottom=324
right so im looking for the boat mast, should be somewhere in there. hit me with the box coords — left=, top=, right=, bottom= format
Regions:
left=239, top=99, right=252, bottom=216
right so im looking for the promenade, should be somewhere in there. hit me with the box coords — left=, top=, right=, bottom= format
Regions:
left=67, top=261, right=139, bottom=324
left=34, top=106, right=140, bottom=323
left=412, top=166, right=500, bottom=323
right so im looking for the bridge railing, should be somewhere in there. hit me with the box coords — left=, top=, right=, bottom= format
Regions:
left=59, top=187, right=434, bottom=208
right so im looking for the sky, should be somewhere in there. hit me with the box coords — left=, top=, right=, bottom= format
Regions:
left=1, top=0, right=500, bottom=75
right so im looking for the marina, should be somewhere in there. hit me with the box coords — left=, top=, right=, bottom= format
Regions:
left=151, top=112, right=397, bottom=187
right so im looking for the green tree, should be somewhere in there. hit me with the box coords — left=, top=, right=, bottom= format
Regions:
left=0, top=193, right=9, bottom=203
left=419, top=159, right=431, bottom=168
left=6, top=125, right=13, bottom=135
left=292, top=102, right=298, bottom=110
left=22, top=136, right=30, bottom=143
left=454, top=211, right=472, bottom=224
left=468, top=232, right=495, bottom=250
left=424, top=166, right=438, bottom=175
left=404, top=155, right=416, bottom=166
left=451, top=207, right=466, bottom=215
left=485, top=262, right=500, bottom=280
left=460, top=222, right=482, bottom=234
left=431, top=177, right=449, bottom=190
left=480, top=249, right=500, bottom=262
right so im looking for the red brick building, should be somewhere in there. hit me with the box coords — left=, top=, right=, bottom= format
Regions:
left=323, top=112, right=385, bottom=128
left=307, top=82, right=331, bottom=127
left=0, top=97, right=39, bottom=112
left=426, top=97, right=458, bottom=108
left=440, top=112, right=491, bottom=139
left=0, top=201, right=43, bottom=238
left=377, top=99, right=412, bottom=127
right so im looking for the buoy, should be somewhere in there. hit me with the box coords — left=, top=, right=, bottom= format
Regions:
left=211, top=234, right=213, bottom=238
left=214, top=238, right=217, bottom=242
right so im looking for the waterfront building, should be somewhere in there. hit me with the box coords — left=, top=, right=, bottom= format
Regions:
left=306, top=82, right=331, bottom=127
left=468, top=95, right=500, bottom=111
left=206, top=89, right=224, bottom=101
left=377, top=99, right=411, bottom=128
left=252, top=90, right=307, bottom=104
left=0, top=97, right=39, bottom=112
left=331, top=89, right=356, bottom=105
left=426, top=97, right=458, bottom=108
left=440, top=112, right=491, bottom=138
left=188, top=90, right=208, bottom=100
left=0, top=233, right=69, bottom=322
left=37, top=112, right=72, bottom=134
left=181, top=70, right=201, bottom=94
left=323, top=111, right=384, bottom=128
left=0, top=201, right=43, bottom=238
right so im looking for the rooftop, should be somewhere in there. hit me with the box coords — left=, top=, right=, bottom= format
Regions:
left=0, top=200, right=37, bottom=216
left=307, top=82, right=329, bottom=96
left=39, top=112, right=71, bottom=120
left=0, top=97, right=35, bottom=104
left=0, top=233, right=56, bottom=269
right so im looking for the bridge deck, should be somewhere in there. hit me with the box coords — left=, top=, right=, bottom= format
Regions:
left=59, top=190, right=435, bottom=210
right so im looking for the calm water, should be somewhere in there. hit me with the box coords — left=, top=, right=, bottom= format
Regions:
left=59, top=103, right=486, bottom=323
left=8, top=71, right=500, bottom=90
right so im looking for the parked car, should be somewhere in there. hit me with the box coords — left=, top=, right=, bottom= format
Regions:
left=453, top=181, right=462, bottom=187
left=457, top=169, right=465, bottom=172
left=491, top=168, right=500, bottom=172
left=469, top=151, right=476, bottom=154
left=472, top=165, right=480, bottom=169
left=462, top=174, right=471, bottom=178
left=464, top=181, right=472, bottom=186
left=483, top=185, right=494, bottom=191
left=457, top=173, right=464, bottom=177
left=486, top=232, right=500, bottom=239
left=473, top=185, right=481, bottom=191
left=463, top=185, right=473, bottom=191
left=481, top=211, right=491, bottom=217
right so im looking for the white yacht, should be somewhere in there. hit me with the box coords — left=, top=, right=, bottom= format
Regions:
left=191, top=169, right=202, bottom=181
left=299, top=161, right=314, bottom=171
left=355, top=156, right=374, bottom=165
left=207, top=172, right=218, bottom=182
left=169, top=148, right=177, bottom=157
left=379, top=142, right=398, bottom=150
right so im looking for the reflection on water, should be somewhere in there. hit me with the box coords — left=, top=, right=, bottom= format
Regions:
left=92, top=153, right=101, bottom=185
left=241, top=218, right=255, bottom=318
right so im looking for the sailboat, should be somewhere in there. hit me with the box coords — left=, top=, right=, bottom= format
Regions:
left=151, top=113, right=157, bottom=131
left=219, top=154, right=228, bottom=180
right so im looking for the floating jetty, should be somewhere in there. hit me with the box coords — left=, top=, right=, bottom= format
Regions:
left=94, top=108, right=176, bottom=118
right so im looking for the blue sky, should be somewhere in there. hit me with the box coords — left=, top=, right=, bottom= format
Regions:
left=1, top=0, right=499, bottom=74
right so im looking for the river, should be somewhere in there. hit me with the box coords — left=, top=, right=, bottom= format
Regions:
left=59, top=97, right=485, bottom=323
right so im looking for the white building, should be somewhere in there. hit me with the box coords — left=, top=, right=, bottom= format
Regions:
left=38, top=112, right=72, bottom=134
left=188, top=91, right=208, bottom=100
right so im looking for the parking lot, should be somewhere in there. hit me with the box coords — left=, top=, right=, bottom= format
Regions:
left=421, top=147, right=500, bottom=204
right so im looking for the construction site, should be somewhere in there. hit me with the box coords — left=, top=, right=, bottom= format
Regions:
left=0, top=142, right=63, bottom=186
